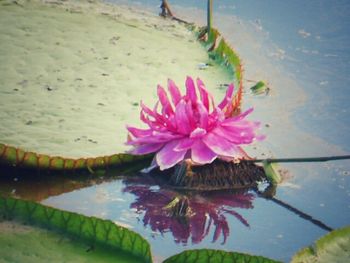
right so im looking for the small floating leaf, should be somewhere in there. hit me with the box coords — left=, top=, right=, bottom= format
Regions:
left=291, top=226, right=350, bottom=263
left=263, top=161, right=282, bottom=185
left=197, top=62, right=209, bottom=70
left=163, top=249, right=280, bottom=263
left=251, top=81, right=268, bottom=95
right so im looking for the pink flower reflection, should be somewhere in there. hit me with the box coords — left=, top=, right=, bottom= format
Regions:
left=122, top=176, right=254, bottom=245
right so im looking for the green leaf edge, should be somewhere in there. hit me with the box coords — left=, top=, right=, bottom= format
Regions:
left=0, top=196, right=152, bottom=263
left=162, top=248, right=281, bottom=263
left=263, top=161, right=282, bottom=185
left=291, top=225, right=350, bottom=263
left=251, top=81, right=268, bottom=95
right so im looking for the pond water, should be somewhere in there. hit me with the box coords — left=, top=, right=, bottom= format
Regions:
left=100, top=0, right=349, bottom=260
left=1, top=0, right=350, bottom=262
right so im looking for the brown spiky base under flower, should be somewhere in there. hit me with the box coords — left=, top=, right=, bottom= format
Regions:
left=155, top=159, right=267, bottom=191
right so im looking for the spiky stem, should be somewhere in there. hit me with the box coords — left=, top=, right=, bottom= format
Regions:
left=259, top=186, right=334, bottom=232
left=250, top=155, right=350, bottom=163
left=207, top=0, right=213, bottom=39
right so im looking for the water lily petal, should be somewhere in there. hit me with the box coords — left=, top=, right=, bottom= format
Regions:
left=153, top=100, right=160, bottom=114
left=203, top=132, right=241, bottom=156
left=212, top=125, right=256, bottom=144
left=175, top=100, right=192, bottom=134
left=222, top=121, right=259, bottom=133
left=191, top=140, right=217, bottom=164
left=127, top=126, right=152, bottom=138
left=222, top=108, right=254, bottom=125
left=218, top=83, right=234, bottom=109
left=130, top=143, right=164, bottom=155
left=185, top=76, right=198, bottom=102
left=197, top=78, right=209, bottom=110
left=157, top=85, right=170, bottom=106
left=168, top=78, right=182, bottom=106
left=162, top=103, right=175, bottom=119
left=152, top=101, right=177, bottom=131
left=129, top=131, right=182, bottom=145
left=185, top=100, right=197, bottom=129
left=196, top=101, right=209, bottom=129
left=141, top=102, right=163, bottom=123
left=220, top=121, right=260, bottom=143
left=156, top=140, right=187, bottom=170
left=207, top=107, right=225, bottom=130
left=157, top=85, right=166, bottom=104
left=157, top=85, right=174, bottom=115
left=141, top=101, right=177, bottom=131
left=165, top=115, right=178, bottom=132
left=174, top=138, right=195, bottom=151
left=140, top=101, right=156, bottom=117
left=140, top=111, right=156, bottom=127
left=140, top=111, right=163, bottom=131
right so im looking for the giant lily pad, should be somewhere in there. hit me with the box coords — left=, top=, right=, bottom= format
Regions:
left=0, top=221, right=141, bottom=263
left=0, top=197, right=152, bottom=262
left=163, top=249, right=280, bottom=263
left=0, top=0, right=233, bottom=158
left=291, top=226, right=350, bottom=263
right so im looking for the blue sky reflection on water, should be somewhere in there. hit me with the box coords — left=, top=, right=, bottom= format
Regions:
left=42, top=175, right=330, bottom=262
left=42, top=161, right=350, bottom=262
left=42, top=1, right=350, bottom=262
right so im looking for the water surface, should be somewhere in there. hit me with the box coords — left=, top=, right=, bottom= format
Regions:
left=1, top=0, right=349, bottom=262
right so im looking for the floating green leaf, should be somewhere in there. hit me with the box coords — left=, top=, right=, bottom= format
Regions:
left=0, top=197, right=152, bottom=263
left=291, top=226, right=350, bottom=263
left=163, top=249, right=280, bottom=263
left=251, top=81, right=269, bottom=95
left=0, top=221, right=140, bottom=263
left=263, top=161, right=282, bottom=185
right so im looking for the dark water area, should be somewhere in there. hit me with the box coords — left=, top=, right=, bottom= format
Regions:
left=33, top=168, right=346, bottom=262
left=1, top=161, right=348, bottom=262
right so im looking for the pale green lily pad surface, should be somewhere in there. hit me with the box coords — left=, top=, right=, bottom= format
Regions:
left=0, top=197, right=152, bottom=262
left=0, top=0, right=232, bottom=158
left=0, top=221, right=139, bottom=263
left=291, top=226, right=350, bottom=263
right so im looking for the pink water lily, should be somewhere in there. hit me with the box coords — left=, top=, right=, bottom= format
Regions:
left=126, top=77, right=263, bottom=170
